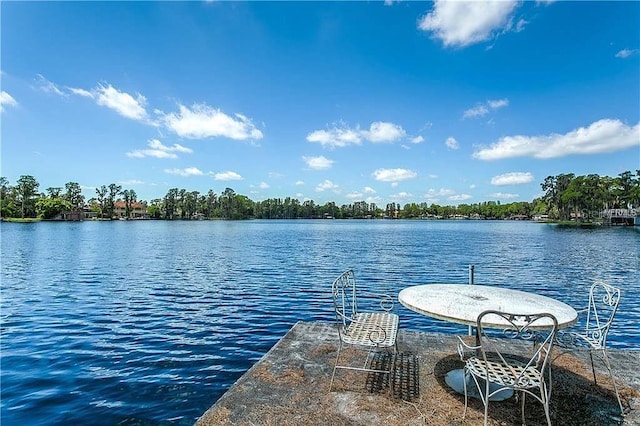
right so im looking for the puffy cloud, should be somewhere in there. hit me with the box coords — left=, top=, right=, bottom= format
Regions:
left=95, top=84, right=148, bottom=121
left=463, top=98, right=509, bottom=119
left=295, top=180, right=305, bottom=186
left=258, top=182, right=270, bottom=189
left=389, top=191, right=413, bottom=200
left=489, top=192, right=520, bottom=199
left=418, top=0, right=519, bottom=48
left=315, top=180, right=339, bottom=192
left=491, top=172, right=534, bottom=186
left=473, top=119, right=640, bottom=160
left=364, top=122, right=407, bottom=143
left=615, top=49, right=639, bottom=59
left=445, top=137, right=459, bottom=150
left=307, top=126, right=363, bottom=148
left=411, top=135, right=425, bottom=144
left=307, top=121, right=408, bottom=148
left=303, top=155, right=334, bottom=170
left=214, top=171, right=243, bottom=181
left=364, top=186, right=376, bottom=194
left=448, top=194, right=473, bottom=202
left=126, top=139, right=193, bottom=159
left=162, top=104, right=263, bottom=140
left=372, top=168, right=418, bottom=182
left=425, top=188, right=455, bottom=198
left=0, top=91, right=17, bottom=112
left=164, top=167, right=204, bottom=177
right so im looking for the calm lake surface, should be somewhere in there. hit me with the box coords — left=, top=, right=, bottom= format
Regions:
left=1, top=220, right=639, bottom=425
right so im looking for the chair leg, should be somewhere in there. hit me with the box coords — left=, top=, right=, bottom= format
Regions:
left=589, top=350, right=598, bottom=385
left=600, top=348, right=624, bottom=414
left=461, top=369, right=469, bottom=420
left=329, top=342, right=342, bottom=392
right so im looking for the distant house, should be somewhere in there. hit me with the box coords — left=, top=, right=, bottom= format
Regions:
left=533, top=214, right=550, bottom=222
left=113, top=201, right=148, bottom=219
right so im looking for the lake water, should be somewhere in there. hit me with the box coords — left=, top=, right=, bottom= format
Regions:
left=1, top=220, right=638, bottom=425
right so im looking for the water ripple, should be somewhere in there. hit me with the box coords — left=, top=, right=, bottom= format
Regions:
left=1, top=220, right=638, bottom=424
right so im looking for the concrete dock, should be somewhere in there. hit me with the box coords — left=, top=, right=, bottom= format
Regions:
left=197, top=321, right=640, bottom=425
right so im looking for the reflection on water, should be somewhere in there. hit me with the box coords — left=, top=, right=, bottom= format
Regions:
left=1, top=220, right=638, bottom=424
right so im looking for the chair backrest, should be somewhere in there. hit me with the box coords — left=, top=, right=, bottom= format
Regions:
left=332, top=269, right=358, bottom=328
left=476, top=310, right=558, bottom=388
left=584, top=281, right=621, bottom=348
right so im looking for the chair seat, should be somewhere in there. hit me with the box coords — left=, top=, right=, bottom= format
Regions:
left=466, top=356, right=543, bottom=389
left=341, top=312, right=399, bottom=348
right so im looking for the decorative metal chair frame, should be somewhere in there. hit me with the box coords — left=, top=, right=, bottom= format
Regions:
left=555, top=281, right=623, bottom=413
left=457, top=310, right=558, bottom=426
left=329, top=269, right=399, bottom=392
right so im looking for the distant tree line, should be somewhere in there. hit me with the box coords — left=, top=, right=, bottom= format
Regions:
left=1, top=170, right=638, bottom=221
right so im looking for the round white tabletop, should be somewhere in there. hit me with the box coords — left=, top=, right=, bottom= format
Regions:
left=398, top=283, right=578, bottom=330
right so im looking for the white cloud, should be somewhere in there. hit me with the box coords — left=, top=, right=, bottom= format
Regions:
left=164, top=167, right=204, bottom=177
left=418, top=0, right=519, bottom=48
left=214, top=171, right=243, bottom=181
left=411, top=135, right=425, bottom=144
left=0, top=91, right=17, bottom=112
left=345, top=192, right=363, bottom=199
left=445, top=137, right=459, bottom=150
left=69, top=87, right=93, bottom=97
left=364, top=186, right=376, bottom=194
left=464, top=98, right=509, bottom=119
left=118, top=179, right=144, bottom=185
left=258, top=182, right=270, bottom=189
left=307, top=121, right=408, bottom=148
left=489, top=192, right=520, bottom=199
left=390, top=191, right=413, bottom=200
left=473, top=119, right=640, bottom=160
left=615, top=49, right=639, bottom=59
left=364, top=122, right=407, bottom=143
left=316, top=179, right=339, bottom=192
left=372, top=168, right=417, bottom=182
left=463, top=105, right=489, bottom=119
left=488, top=98, right=509, bottom=109
left=425, top=188, right=455, bottom=198
left=162, top=104, right=263, bottom=140
left=303, top=155, right=334, bottom=170
left=491, top=172, right=534, bottom=186
left=95, top=84, right=148, bottom=121
left=448, top=194, right=472, bottom=202
left=36, top=74, right=66, bottom=96
left=307, top=125, right=363, bottom=148
left=295, top=180, right=305, bottom=186
left=126, top=139, right=193, bottom=159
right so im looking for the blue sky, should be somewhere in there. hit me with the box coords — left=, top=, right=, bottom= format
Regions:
left=2, top=1, right=639, bottom=206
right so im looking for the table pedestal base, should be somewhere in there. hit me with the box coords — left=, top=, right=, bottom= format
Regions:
left=444, top=369, right=513, bottom=401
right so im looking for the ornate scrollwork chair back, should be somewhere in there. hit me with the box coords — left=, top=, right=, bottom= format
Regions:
left=329, top=269, right=399, bottom=392
left=556, top=281, right=624, bottom=414
left=457, top=310, right=558, bottom=426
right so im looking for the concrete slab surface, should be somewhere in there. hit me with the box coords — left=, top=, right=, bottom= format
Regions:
left=197, top=321, right=640, bottom=426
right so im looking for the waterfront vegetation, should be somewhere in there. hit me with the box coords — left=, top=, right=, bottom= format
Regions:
left=1, top=170, right=639, bottom=222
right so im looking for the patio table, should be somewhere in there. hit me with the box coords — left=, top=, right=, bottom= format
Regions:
left=398, top=283, right=578, bottom=400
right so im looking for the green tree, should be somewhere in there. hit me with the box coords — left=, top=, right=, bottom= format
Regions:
left=122, top=189, right=137, bottom=219
left=16, top=175, right=40, bottom=218
left=0, top=177, right=18, bottom=218
left=105, top=183, right=122, bottom=218
left=36, top=196, right=72, bottom=219
left=64, top=182, right=85, bottom=210
left=96, top=185, right=108, bottom=219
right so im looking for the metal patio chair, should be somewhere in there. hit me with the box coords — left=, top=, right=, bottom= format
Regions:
left=457, top=310, right=558, bottom=426
left=329, top=269, right=399, bottom=392
left=555, top=281, right=624, bottom=413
